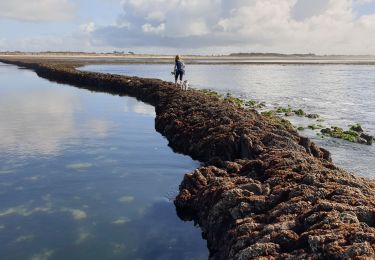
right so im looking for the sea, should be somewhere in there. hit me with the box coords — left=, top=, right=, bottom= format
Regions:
left=0, top=63, right=207, bottom=260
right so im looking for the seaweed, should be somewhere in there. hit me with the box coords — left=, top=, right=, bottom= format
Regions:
left=199, top=89, right=223, bottom=98
left=308, top=124, right=325, bottom=130
left=293, top=109, right=305, bottom=117
left=320, top=126, right=370, bottom=144
left=224, top=96, right=245, bottom=107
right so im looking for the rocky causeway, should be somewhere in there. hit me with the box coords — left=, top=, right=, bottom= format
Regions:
left=1, top=57, right=375, bottom=259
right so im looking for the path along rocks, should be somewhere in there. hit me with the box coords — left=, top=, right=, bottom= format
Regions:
left=1, top=58, right=374, bottom=259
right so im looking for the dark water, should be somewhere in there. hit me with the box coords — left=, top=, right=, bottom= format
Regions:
left=82, top=64, right=375, bottom=178
left=0, top=63, right=208, bottom=260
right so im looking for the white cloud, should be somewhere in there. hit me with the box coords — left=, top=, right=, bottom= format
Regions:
left=142, top=23, right=165, bottom=34
left=82, top=119, right=111, bottom=137
left=0, top=31, right=97, bottom=52
left=1, top=0, right=375, bottom=54
left=123, top=98, right=155, bottom=116
left=0, top=0, right=76, bottom=22
left=291, top=0, right=328, bottom=21
left=89, top=0, right=375, bottom=54
left=0, top=90, right=79, bottom=156
left=81, top=22, right=96, bottom=33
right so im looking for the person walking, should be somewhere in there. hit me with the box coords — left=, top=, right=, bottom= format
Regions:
left=173, top=55, right=185, bottom=88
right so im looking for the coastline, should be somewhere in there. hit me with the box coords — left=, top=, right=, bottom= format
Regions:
left=3, top=54, right=375, bottom=66
left=1, top=57, right=375, bottom=259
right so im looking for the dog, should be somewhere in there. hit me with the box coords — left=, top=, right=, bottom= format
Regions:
left=181, top=80, right=189, bottom=91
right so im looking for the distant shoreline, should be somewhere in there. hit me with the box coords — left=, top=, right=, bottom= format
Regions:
left=2, top=53, right=375, bottom=66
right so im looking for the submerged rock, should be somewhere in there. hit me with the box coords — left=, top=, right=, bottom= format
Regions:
left=361, top=133, right=373, bottom=145
left=307, top=113, right=320, bottom=119
left=350, top=123, right=364, bottom=133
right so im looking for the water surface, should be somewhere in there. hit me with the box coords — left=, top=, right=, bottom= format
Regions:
left=0, top=63, right=207, bottom=260
left=82, top=64, right=375, bottom=178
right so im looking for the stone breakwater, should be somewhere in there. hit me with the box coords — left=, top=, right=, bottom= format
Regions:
left=1, top=58, right=375, bottom=259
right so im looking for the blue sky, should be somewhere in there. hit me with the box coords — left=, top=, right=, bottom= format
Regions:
left=1, top=0, right=375, bottom=54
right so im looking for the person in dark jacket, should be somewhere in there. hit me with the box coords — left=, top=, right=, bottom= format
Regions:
left=174, top=55, right=185, bottom=88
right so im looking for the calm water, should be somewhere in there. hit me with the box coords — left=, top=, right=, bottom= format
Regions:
left=0, top=63, right=208, bottom=260
left=82, top=64, right=375, bottom=178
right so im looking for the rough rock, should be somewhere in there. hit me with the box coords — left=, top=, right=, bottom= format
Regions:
left=175, top=152, right=375, bottom=259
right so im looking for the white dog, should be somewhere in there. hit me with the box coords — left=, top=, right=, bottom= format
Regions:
left=181, top=80, right=189, bottom=90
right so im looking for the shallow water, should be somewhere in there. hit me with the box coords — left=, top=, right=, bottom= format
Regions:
left=82, top=64, right=375, bottom=178
left=0, top=64, right=208, bottom=260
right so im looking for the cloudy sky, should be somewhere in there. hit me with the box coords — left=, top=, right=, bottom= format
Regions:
left=1, top=0, right=375, bottom=54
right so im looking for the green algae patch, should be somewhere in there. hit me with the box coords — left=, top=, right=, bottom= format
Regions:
left=244, top=100, right=266, bottom=109
left=197, top=90, right=267, bottom=110
left=276, top=106, right=292, bottom=114
left=321, top=126, right=373, bottom=145
left=261, top=110, right=276, bottom=117
left=262, top=110, right=295, bottom=131
left=199, top=89, right=223, bottom=99
left=349, top=123, right=363, bottom=133
left=308, top=124, right=325, bottom=130
left=273, top=106, right=315, bottom=118
left=293, top=109, right=305, bottom=117
left=224, top=96, right=245, bottom=107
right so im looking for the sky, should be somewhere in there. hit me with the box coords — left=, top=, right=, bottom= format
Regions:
left=1, top=0, right=375, bottom=55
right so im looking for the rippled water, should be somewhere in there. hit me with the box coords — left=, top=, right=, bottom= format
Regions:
left=82, top=64, right=375, bottom=178
left=0, top=63, right=208, bottom=260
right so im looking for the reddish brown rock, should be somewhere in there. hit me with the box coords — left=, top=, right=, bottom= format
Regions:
left=175, top=151, right=375, bottom=259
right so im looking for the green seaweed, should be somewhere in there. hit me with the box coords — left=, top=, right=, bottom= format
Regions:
left=349, top=123, right=363, bottom=133
left=293, top=109, right=305, bottom=117
left=199, top=89, right=223, bottom=98
left=280, top=118, right=295, bottom=131
left=276, top=106, right=292, bottom=114
left=245, top=100, right=257, bottom=107
left=262, top=111, right=294, bottom=131
left=308, top=124, right=325, bottom=130
left=199, top=89, right=268, bottom=110
left=321, top=126, right=361, bottom=143
left=261, top=110, right=276, bottom=117
left=342, top=133, right=358, bottom=142
left=224, top=96, right=244, bottom=107
left=245, top=100, right=266, bottom=109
